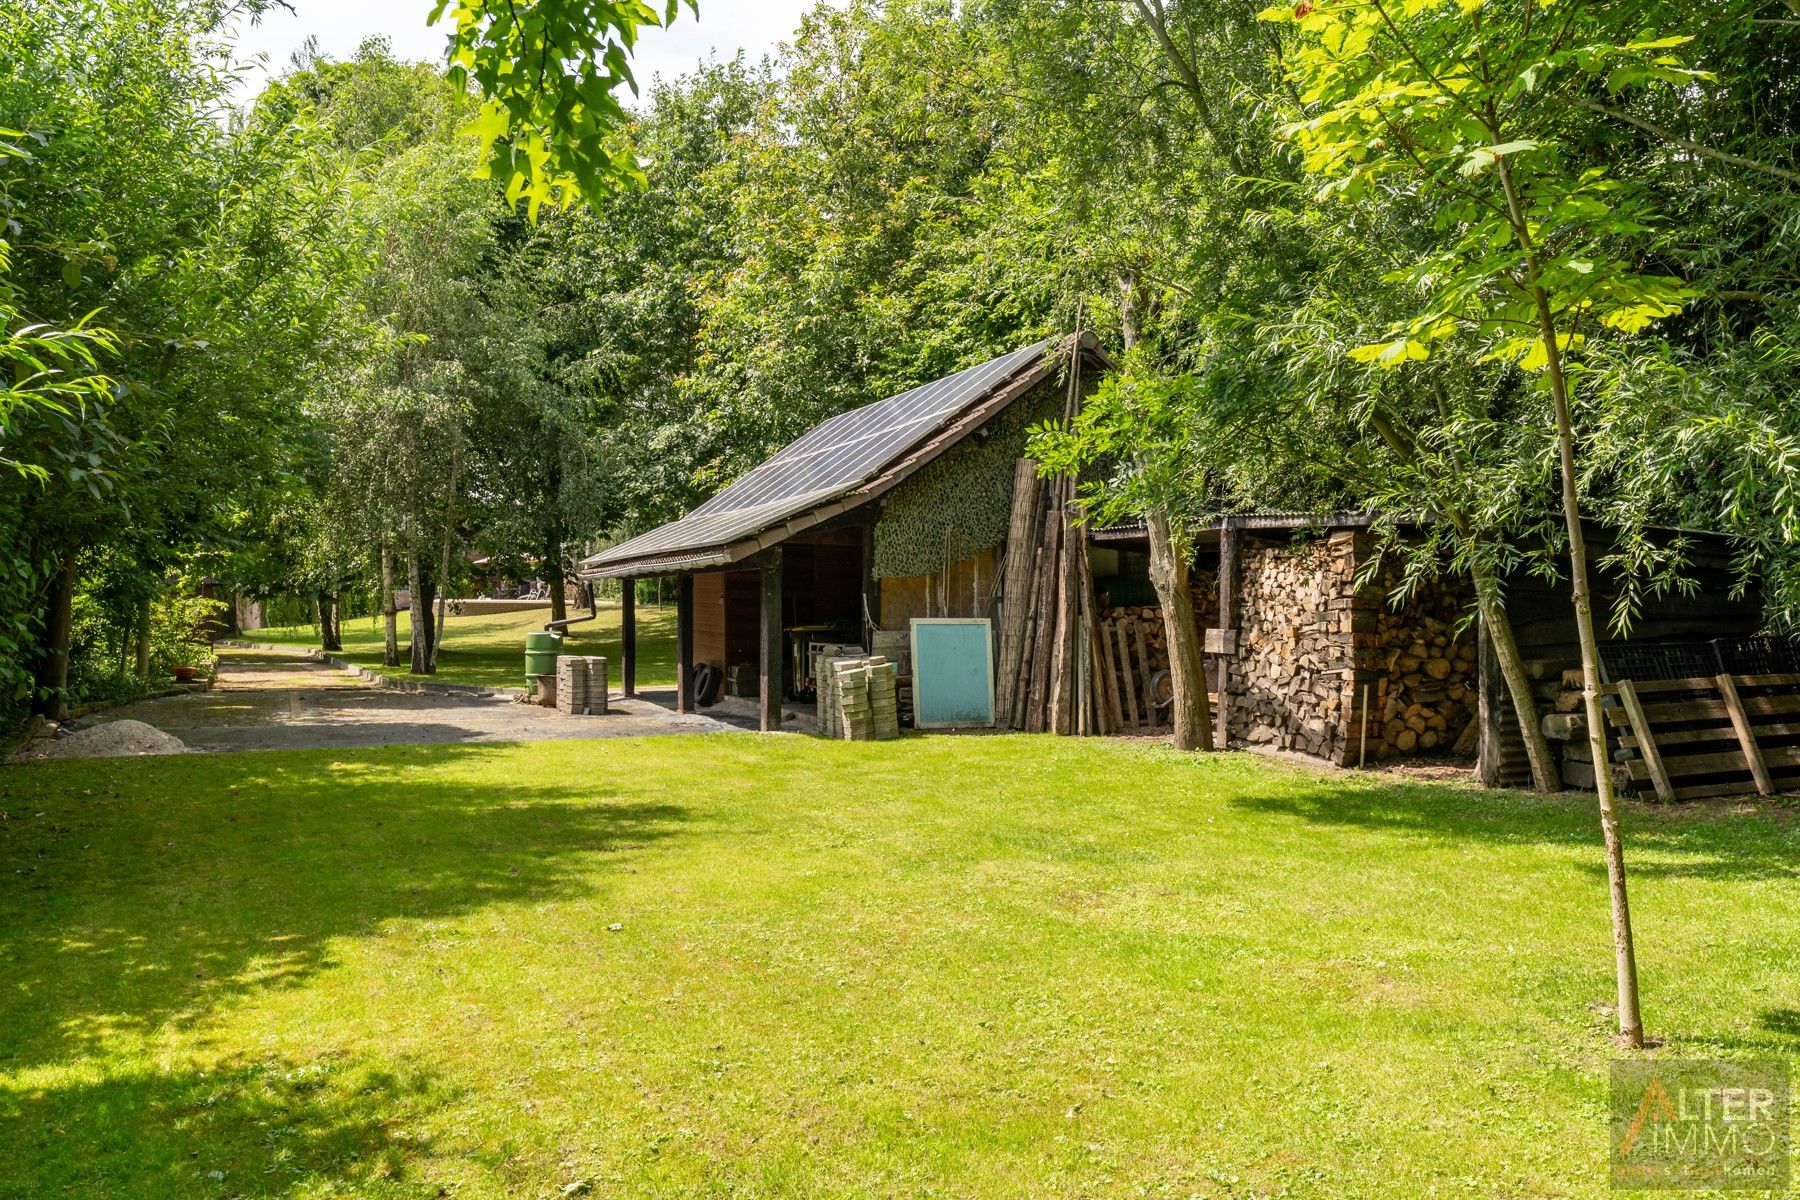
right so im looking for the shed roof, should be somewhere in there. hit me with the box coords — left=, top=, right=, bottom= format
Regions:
left=580, top=335, right=1106, bottom=578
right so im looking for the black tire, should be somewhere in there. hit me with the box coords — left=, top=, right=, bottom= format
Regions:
left=694, top=662, right=721, bottom=707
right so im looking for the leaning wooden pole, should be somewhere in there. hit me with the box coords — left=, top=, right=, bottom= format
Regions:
left=995, top=459, right=1042, bottom=727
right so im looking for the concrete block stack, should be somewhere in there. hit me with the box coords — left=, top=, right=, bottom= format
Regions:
left=584, top=656, right=608, bottom=715
left=816, top=654, right=900, bottom=741
left=555, top=655, right=607, bottom=716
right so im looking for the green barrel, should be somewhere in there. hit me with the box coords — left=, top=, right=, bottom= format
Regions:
left=524, top=630, right=564, bottom=693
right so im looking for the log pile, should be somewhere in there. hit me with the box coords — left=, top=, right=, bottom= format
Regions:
left=1229, top=533, right=1478, bottom=764
left=1230, top=538, right=1359, bottom=760
left=1096, top=570, right=1218, bottom=680
left=1354, top=575, right=1478, bottom=761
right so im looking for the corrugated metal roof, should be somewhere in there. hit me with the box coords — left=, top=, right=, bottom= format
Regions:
left=581, top=340, right=1057, bottom=575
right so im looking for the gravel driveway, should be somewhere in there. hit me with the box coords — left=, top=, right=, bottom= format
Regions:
left=56, top=647, right=743, bottom=755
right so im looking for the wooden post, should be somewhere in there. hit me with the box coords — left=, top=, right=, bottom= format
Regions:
left=1215, top=519, right=1239, bottom=748
left=760, top=548, right=783, bottom=733
left=1615, top=679, right=1672, bottom=801
left=994, top=459, right=1041, bottom=725
left=860, top=522, right=879, bottom=652
left=675, top=572, right=694, bottom=714
left=1116, top=620, right=1141, bottom=729
left=620, top=576, right=637, bottom=697
left=1716, top=673, right=1773, bottom=795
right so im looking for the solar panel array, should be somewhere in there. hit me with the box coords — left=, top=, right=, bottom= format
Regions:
left=582, top=340, right=1052, bottom=573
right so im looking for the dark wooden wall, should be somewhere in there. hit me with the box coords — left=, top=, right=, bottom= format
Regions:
left=689, top=529, right=866, bottom=675
left=1503, top=531, right=1762, bottom=663
left=691, top=570, right=760, bottom=671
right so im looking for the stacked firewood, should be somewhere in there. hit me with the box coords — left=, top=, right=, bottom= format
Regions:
left=1230, top=539, right=1359, bottom=759
left=1357, top=604, right=1479, bottom=759
left=1228, top=535, right=1481, bottom=763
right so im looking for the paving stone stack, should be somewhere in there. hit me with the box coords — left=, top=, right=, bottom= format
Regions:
left=817, top=654, right=900, bottom=741
left=555, top=655, right=607, bottom=716
left=835, top=660, right=873, bottom=741
left=867, top=659, right=900, bottom=740
left=814, top=653, right=861, bottom=739
left=584, top=656, right=608, bottom=715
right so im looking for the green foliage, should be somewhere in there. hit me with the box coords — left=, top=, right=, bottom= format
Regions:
left=1264, top=0, right=1699, bottom=374
left=873, top=388, right=1054, bottom=579
left=432, top=0, right=694, bottom=214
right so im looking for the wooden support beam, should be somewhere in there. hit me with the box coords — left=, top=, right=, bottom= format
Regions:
left=860, top=522, right=879, bottom=652
left=1115, top=620, right=1141, bottom=729
left=760, top=547, right=783, bottom=733
left=1716, top=673, right=1773, bottom=795
left=1215, top=518, right=1239, bottom=748
left=620, top=576, right=637, bottom=697
left=1615, top=679, right=1673, bottom=801
left=675, top=572, right=694, bottom=714
left=1133, top=619, right=1154, bottom=722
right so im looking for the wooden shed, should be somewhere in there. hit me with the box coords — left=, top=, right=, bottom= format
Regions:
left=577, top=335, right=1111, bottom=730
left=1091, top=512, right=1775, bottom=788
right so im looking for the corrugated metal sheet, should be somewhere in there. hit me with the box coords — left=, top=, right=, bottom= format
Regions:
left=581, top=340, right=1055, bottom=575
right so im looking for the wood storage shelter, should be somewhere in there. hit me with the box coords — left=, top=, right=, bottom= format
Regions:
left=577, top=335, right=1112, bottom=731
left=1092, top=512, right=1767, bottom=786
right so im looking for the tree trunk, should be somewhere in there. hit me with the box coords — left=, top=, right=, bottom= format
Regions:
left=1475, top=579, right=1558, bottom=792
left=380, top=542, right=399, bottom=668
left=408, top=554, right=429, bottom=674
left=135, top=595, right=152, bottom=679
left=430, top=438, right=461, bottom=671
left=1498, top=156, right=1643, bottom=1048
left=545, top=516, right=568, bottom=626
left=1367, top=409, right=1556, bottom=792
left=33, top=554, right=78, bottom=719
left=316, top=591, right=341, bottom=652
left=1146, top=509, right=1214, bottom=751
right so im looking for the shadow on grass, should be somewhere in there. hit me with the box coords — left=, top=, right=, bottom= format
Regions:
left=1227, top=774, right=1799, bottom=881
left=1, top=1053, right=449, bottom=1199
left=0, top=742, right=688, bottom=1072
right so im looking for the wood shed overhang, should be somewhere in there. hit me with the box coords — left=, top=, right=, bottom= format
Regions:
left=579, top=333, right=1113, bottom=580
left=1089, top=511, right=1384, bottom=545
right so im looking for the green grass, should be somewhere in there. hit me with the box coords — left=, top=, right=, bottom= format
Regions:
left=4, top=737, right=1798, bottom=1197
left=254, top=602, right=678, bottom=690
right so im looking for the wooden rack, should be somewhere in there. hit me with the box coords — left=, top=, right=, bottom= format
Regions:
left=1605, top=672, right=1800, bottom=800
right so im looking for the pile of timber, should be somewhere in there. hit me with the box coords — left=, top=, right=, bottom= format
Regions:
left=1358, top=603, right=1478, bottom=760
left=1098, top=587, right=1216, bottom=681
left=993, top=457, right=1115, bottom=734
left=1602, top=673, right=1800, bottom=800
left=1095, top=611, right=1165, bottom=733
left=1233, top=540, right=1358, bottom=759
left=1233, top=537, right=1478, bottom=763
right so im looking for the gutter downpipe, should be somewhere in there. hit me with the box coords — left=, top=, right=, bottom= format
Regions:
left=546, top=581, right=598, bottom=633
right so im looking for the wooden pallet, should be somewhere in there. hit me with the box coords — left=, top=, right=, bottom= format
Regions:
left=1605, top=672, right=1800, bottom=800
left=1100, top=615, right=1159, bottom=732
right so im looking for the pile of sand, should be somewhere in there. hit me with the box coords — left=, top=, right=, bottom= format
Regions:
left=15, top=719, right=188, bottom=762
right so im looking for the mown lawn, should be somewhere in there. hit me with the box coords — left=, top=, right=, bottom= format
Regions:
left=254, top=602, right=678, bottom=690
left=3, top=737, right=1797, bottom=1198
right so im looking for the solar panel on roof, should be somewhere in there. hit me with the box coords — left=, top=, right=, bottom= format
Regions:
left=582, top=340, right=1055, bottom=573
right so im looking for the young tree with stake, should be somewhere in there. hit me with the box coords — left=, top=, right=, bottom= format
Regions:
left=1263, top=0, right=1716, bottom=1048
